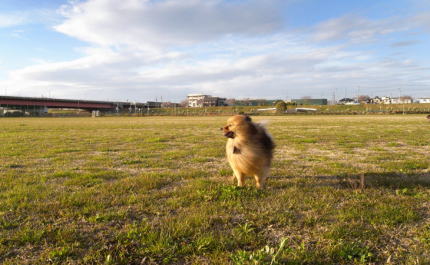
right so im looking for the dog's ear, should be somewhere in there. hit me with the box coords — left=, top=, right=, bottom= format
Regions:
left=244, top=115, right=252, bottom=122
left=427, top=114, right=430, bottom=120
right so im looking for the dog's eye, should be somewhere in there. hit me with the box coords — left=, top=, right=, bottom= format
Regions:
left=228, top=124, right=232, bottom=127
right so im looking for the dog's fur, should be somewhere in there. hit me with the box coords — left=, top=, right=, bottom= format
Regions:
left=220, top=115, right=275, bottom=188
left=427, top=115, right=430, bottom=123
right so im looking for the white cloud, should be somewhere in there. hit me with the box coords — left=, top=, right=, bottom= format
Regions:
left=54, top=0, right=285, bottom=48
left=0, top=12, right=31, bottom=27
left=411, top=10, right=430, bottom=30
left=390, top=40, right=420, bottom=47
left=311, top=15, right=407, bottom=44
left=0, top=9, right=62, bottom=28
left=3, top=0, right=430, bottom=101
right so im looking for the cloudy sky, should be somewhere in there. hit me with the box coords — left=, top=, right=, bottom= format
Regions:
left=1, top=0, right=430, bottom=103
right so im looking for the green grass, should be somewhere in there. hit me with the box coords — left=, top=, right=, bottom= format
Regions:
left=1, top=115, right=430, bottom=264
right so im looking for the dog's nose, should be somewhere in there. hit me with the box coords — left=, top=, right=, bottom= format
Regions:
left=220, top=127, right=223, bottom=131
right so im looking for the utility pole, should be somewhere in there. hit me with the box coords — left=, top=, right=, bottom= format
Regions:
left=345, top=87, right=347, bottom=104
left=335, top=88, right=337, bottom=104
left=399, top=85, right=401, bottom=104
left=357, top=85, right=359, bottom=102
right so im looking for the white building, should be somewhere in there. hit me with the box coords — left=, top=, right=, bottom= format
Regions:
left=381, top=96, right=412, bottom=104
left=393, top=97, right=413, bottom=104
left=381, top=96, right=393, bottom=104
left=417, top=98, right=430, bottom=103
left=186, top=94, right=211, bottom=107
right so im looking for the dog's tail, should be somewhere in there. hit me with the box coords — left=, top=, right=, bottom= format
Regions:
left=256, top=120, right=275, bottom=149
left=257, top=120, right=270, bottom=127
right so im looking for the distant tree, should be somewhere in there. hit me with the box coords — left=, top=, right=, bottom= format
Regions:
left=232, top=100, right=247, bottom=106
left=180, top=99, right=188, bottom=107
left=254, top=99, right=267, bottom=106
left=401, top=95, right=413, bottom=101
left=242, top=98, right=251, bottom=106
left=275, top=101, right=287, bottom=114
left=161, top=101, right=173, bottom=108
left=273, top=100, right=280, bottom=106
left=301, top=96, right=312, bottom=105
left=357, top=95, right=370, bottom=103
left=225, top=98, right=236, bottom=106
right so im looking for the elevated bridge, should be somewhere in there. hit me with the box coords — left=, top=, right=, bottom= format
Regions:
left=0, top=96, right=147, bottom=115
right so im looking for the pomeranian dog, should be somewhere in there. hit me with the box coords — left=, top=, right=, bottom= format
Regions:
left=220, top=115, right=275, bottom=188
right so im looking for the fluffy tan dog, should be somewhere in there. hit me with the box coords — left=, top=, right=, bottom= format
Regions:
left=220, top=115, right=275, bottom=188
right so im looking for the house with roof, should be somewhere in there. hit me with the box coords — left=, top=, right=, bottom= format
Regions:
left=203, top=97, right=227, bottom=107
left=338, top=98, right=355, bottom=104
left=372, top=96, right=382, bottom=104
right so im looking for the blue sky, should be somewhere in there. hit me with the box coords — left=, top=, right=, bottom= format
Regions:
left=1, top=0, right=430, bottom=102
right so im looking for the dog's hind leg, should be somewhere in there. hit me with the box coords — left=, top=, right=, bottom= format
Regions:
left=254, top=167, right=269, bottom=189
left=253, top=175, right=266, bottom=189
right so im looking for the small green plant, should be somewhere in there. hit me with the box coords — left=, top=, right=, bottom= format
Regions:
left=337, top=241, right=374, bottom=263
left=4, top=163, right=21, bottom=168
left=47, top=246, right=73, bottom=262
left=144, top=137, right=167, bottom=143
left=231, top=238, right=289, bottom=265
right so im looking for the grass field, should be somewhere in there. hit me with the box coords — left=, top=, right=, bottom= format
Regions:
left=1, top=115, right=430, bottom=264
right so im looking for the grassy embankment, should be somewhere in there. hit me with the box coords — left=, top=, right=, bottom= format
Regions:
left=1, top=115, right=430, bottom=264
left=47, top=103, right=430, bottom=116
left=149, top=103, right=430, bottom=115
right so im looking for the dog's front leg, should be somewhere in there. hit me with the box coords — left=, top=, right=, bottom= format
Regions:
left=233, top=170, right=245, bottom=187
